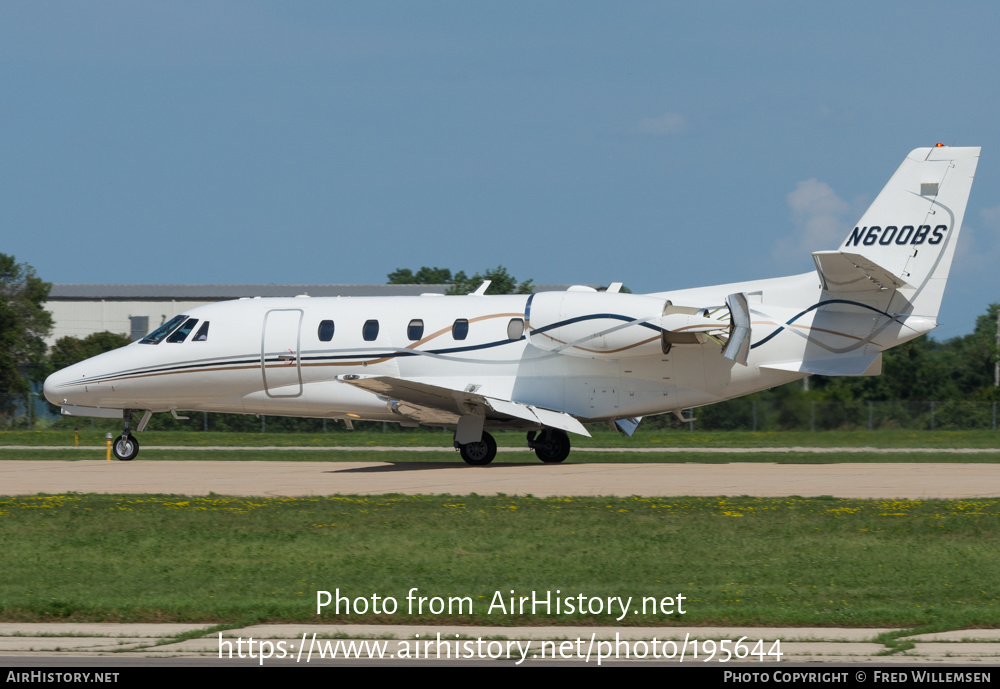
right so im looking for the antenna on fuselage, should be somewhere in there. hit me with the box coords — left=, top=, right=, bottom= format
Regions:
left=470, top=280, right=491, bottom=295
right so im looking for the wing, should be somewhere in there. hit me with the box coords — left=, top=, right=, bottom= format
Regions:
left=337, top=374, right=591, bottom=437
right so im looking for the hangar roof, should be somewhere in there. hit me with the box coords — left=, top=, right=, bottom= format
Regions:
left=47, top=284, right=578, bottom=300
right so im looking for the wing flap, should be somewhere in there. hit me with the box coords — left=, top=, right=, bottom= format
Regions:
left=484, top=398, right=590, bottom=436
left=338, top=375, right=590, bottom=436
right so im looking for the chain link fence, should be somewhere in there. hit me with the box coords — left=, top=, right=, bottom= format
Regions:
left=654, top=398, right=1000, bottom=432
left=0, top=392, right=54, bottom=430
left=3, top=393, right=998, bottom=433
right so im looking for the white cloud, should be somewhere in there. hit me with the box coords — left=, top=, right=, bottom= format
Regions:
left=787, top=178, right=850, bottom=220
left=771, top=178, right=854, bottom=262
left=636, top=112, right=686, bottom=136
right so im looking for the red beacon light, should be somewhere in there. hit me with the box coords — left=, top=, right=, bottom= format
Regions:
left=935, top=142, right=946, bottom=147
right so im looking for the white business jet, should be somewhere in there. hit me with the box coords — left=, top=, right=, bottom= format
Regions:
left=44, top=145, right=979, bottom=464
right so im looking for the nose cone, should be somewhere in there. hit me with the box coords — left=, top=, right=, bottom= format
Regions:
left=43, top=345, right=144, bottom=410
left=43, top=350, right=116, bottom=407
left=43, top=364, right=79, bottom=406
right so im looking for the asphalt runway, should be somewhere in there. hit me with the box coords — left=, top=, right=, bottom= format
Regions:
left=2, top=459, right=999, bottom=498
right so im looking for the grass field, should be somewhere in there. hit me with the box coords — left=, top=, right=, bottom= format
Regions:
left=1, top=429, right=996, bottom=631
left=1, top=493, right=998, bottom=629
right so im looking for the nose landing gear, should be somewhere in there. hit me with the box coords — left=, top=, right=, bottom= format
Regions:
left=112, top=410, right=150, bottom=461
left=112, top=433, right=139, bottom=461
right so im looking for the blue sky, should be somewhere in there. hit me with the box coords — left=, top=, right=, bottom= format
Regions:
left=2, top=1, right=997, bottom=339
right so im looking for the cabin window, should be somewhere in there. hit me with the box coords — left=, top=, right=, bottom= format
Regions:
left=363, top=320, right=379, bottom=341
left=407, top=319, right=424, bottom=341
left=167, top=318, right=199, bottom=343
left=507, top=318, right=524, bottom=341
left=193, top=321, right=210, bottom=341
left=452, top=318, right=469, bottom=340
left=140, top=315, right=187, bottom=344
left=318, top=320, right=335, bottom=342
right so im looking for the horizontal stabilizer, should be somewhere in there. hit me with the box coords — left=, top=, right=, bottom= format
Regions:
left=812, top=251, right=910, bottom=292
left=762, top=353, right=882, bottom=377
left=338, top=375, right=590, bottom=436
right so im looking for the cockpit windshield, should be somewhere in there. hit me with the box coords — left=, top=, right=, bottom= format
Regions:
left=139, top=315, right=188, bottom=344
left=167, top=318, right=199, bottom=343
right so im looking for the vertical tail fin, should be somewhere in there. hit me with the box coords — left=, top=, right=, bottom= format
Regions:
left=829, top=145, right=980, bottom=318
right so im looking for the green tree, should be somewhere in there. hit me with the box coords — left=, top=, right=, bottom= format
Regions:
left=48, top=331, right=132, bottom=373
left=387, top=267, right=454, bottom=285
left=388, top=265, right=533, bottom=295
left=447, top=265, right=533, bottom=295
left=952, top=303, right=1000, bottom=398
left=0, top=254, right=52, bottom=395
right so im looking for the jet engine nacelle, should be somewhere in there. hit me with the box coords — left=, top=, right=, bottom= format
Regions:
left=527, top=291, right=666, bottom=358
left=524, top=290, right=715, bottom=359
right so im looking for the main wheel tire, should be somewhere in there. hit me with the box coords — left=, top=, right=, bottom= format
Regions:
left=534, top=429, right=570, bottom=463
left=112, top=434, right=139, bottom=461
left=459, top=431, right=497, bottom=466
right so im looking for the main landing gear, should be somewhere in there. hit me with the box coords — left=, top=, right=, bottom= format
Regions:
left=527, top=428, right=571, bottom=463
left=455, top=428, right=573, bottom=466
left=456, top=431, right=498, bottom=466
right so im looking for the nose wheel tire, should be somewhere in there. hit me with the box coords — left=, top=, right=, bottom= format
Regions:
left=112, top=435, right=139, bottom=461
left=458, top=431, right=497, bottom=466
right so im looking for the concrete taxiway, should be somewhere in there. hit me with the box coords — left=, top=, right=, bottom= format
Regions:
left=2, top=623, right=1000, bottom=665
left=0, top=459, right=998, bottom=498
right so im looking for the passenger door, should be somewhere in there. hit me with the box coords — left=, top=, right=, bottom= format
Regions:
left=262, top=309, right=303, bottom=397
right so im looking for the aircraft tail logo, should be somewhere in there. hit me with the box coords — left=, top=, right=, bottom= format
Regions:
left=813, top=145, right=980, bottom=319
